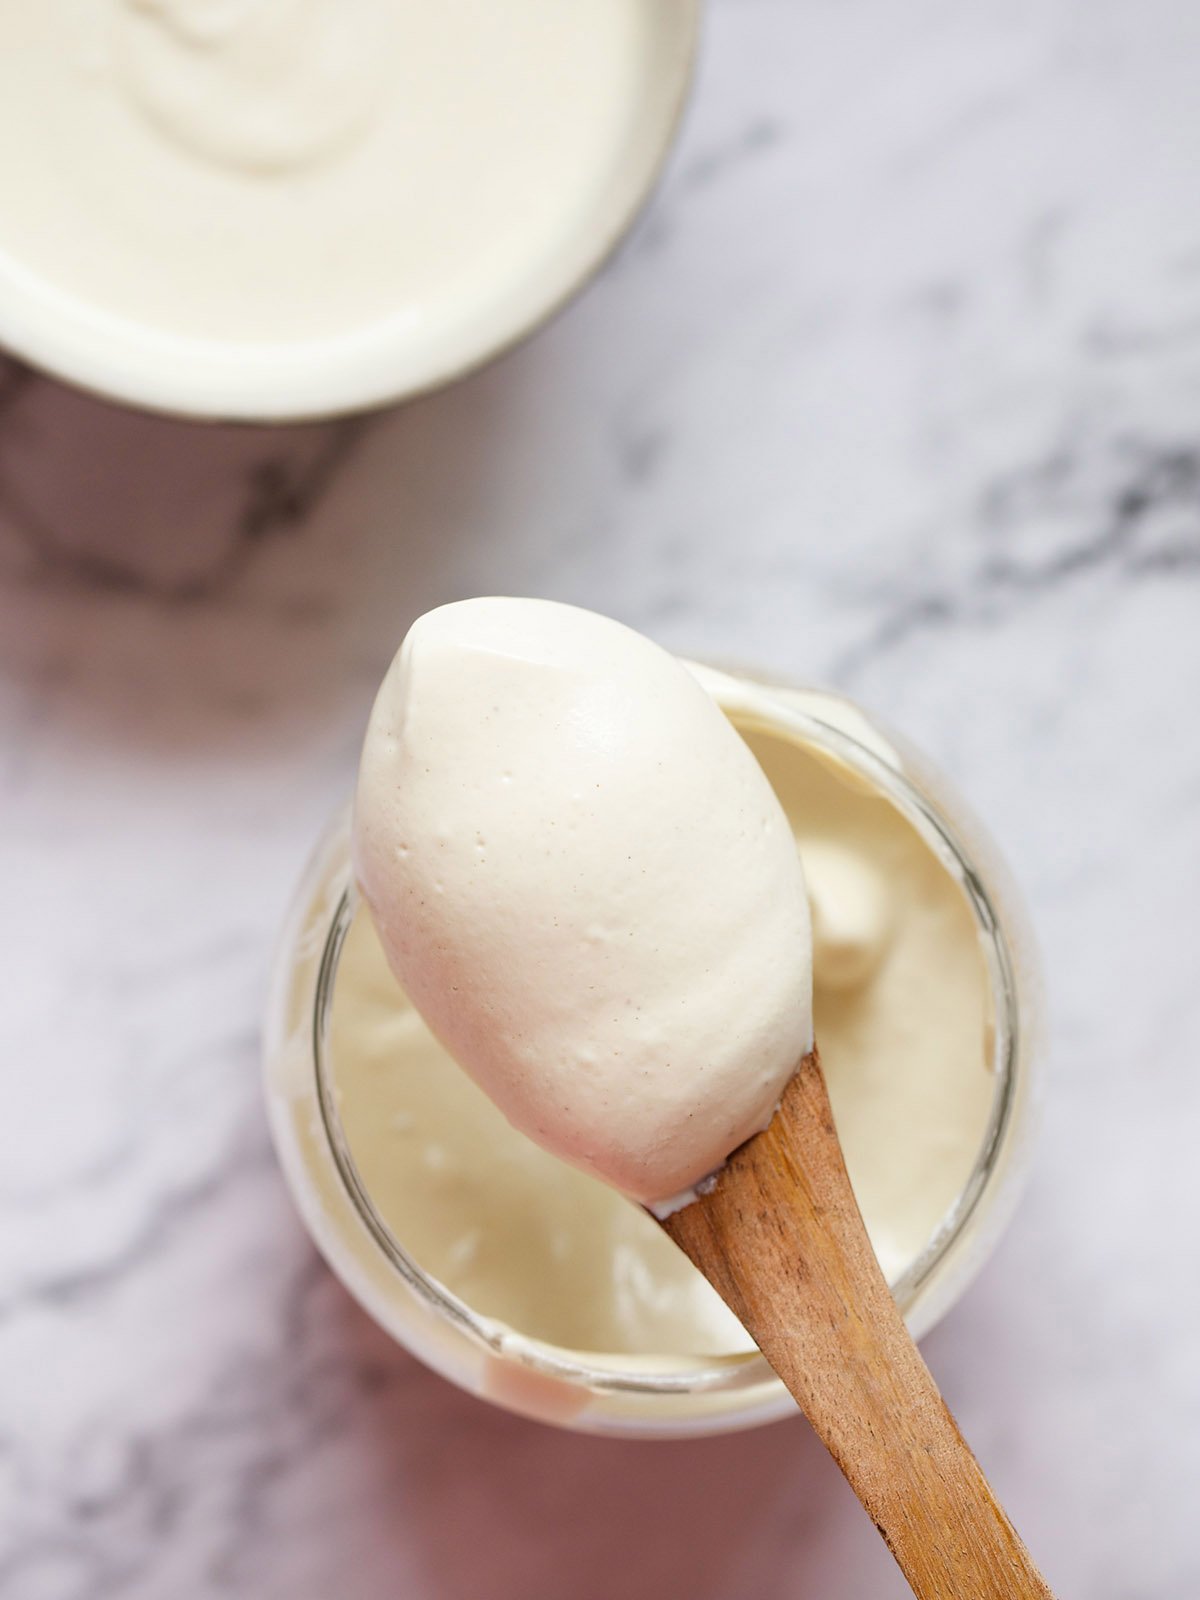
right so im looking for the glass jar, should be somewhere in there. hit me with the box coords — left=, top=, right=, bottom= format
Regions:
left=262, top=666, right=1042, bottom=1438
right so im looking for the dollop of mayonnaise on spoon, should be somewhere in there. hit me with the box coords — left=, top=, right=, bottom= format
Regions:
left=354, top=598, right=813, bottom=1214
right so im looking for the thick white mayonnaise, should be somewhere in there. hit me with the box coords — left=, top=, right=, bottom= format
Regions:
left=354, top=599, right=814, bottom=1211
left=0, top=1, right=685, bottom=352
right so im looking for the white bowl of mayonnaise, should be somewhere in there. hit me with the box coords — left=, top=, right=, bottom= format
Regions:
left=0, top=2, right=700, bottom=420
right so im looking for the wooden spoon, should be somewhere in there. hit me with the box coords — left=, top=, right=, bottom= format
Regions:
left=660, top=1047, right=1054, bottom=1599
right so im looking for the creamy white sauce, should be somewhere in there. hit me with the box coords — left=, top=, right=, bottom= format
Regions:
left=331, top=677, right=994, bottom=1357
left=0, top=0, right=661, bottom=342
left=354, top=599, right=814, bottom=1210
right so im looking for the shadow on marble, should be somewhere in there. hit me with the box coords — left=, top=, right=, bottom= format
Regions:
left=258, top=1277, right=908, bottom=1600
left=0, top=349, right=564, bottom=763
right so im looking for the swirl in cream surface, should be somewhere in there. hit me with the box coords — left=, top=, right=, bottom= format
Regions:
left=113, top=0, right=392, bottom=173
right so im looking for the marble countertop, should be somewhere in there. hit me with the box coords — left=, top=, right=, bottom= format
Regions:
left=3, top=0, right=1199, bottom=1594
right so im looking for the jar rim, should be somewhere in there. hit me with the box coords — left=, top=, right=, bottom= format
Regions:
left=310, top=676, right=1024, bottom=1399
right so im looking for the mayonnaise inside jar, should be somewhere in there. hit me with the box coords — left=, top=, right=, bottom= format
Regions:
left=317, top=668, right=997, bottom=1357
left=0, top=2, right=698, bottom=416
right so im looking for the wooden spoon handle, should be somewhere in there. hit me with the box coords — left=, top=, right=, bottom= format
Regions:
left=661, top=1051, right=1053, bottom=1600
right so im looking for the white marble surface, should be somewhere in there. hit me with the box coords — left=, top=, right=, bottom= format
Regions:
left=2, top=0, right=1199, bottom=1593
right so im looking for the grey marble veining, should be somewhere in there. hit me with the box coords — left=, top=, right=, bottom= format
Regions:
left=2, top=0, right=1199, bottom=1595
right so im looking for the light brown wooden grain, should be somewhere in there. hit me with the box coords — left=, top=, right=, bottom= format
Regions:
left=661, top=1049, right=1054, bottom=1600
